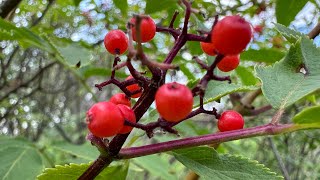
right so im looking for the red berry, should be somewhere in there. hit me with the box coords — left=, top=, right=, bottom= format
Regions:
left=200, top=41, right=216, bottom=56
left=117, top=104, right=136, bottom=134
left=110, top=93, right=131, bottom=107
left=217, top=110, right=244, bottom=132
left=155, top=82, right=193, bottom=122
left=211, top=15, right=252, bottom=55
left=131, top=16, right=156, bottom=43
left=86, top=102, right=124, bottom=137
left=104, top=30, right=128, bottom=55
left=126, top=75, right=142, bottom=98
left=254, top=25, right=263, bottom=34
left=217, top=55, right=240, bottom=72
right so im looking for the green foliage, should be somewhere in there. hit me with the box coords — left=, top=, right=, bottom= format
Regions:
left=173, top=146, right=283, bottom=180
left=0, top=136, right=44, bottom=180
left=145, top=0, right=178, bottom=14
left=51, top=142, right=99, bottom=161
left=275, top=0, right=308, bottom=26
left=235, top=66, right=259, bottom=86
left=196, top=81, right=258, bottom=107
left=113, top=0, right=128, bottom=16
left=275, top=24, right=305, bottom=43
left=240, top=49, right=285, bottom=63
left=293, top=105, right=320, bottom=124
left=0, top=18, right=51, bottom=51
left=256, top=37, right=320, bottom=109
left=37, top=163, right=128, bottom=180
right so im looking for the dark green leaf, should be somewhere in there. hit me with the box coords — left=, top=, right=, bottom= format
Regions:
left=240, top=48, right=285, bottom=63
left=256, top=37, right=320, bottom=109
left=51, top=142, right=99, bottom=161
left=145, top=0, right=178, bottom=14
left=78, top=65, right=127, bottom=79
left=73, top=0, right=81, bottom=6
left=293, top=105, right=320, bottom=124
left=173, top=146, right=283, bottom=180
left=276, top=0, right=308, bottom=26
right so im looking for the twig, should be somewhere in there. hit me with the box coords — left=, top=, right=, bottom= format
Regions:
left=308, top=21, right=320, bottom=39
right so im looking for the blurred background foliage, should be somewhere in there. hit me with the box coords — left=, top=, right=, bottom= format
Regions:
left=0, top=0, right=319, bottom=179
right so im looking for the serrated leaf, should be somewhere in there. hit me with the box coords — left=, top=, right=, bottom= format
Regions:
left=113, top=0, right=128, bottom=16
left=274, top=24, right=305, bottom=44
left=195, top=81, right=258, bottom=107
left=145, top=0, right=177, bottom=14
left=256, top=37, right=320, bottom=109
left=293, top=105, right=320, bottom=124
left=173, top=146, right=283, bottom=180
left=235, top=66, right=259, bottom=86
left=0, top=137, right=44, bottom=180
left=275, top=0, right=308, bottom=26
left=51, top=142, right=99, bottom=161
left=240, top=48, right=285, bottom=63
left=37, top=163, right=128, bottom=180
left=0, top=18, right=51, bottom=51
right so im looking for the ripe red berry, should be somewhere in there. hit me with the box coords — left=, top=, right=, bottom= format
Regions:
left=86, top=102, right=124, bottom=137
left=155, top=82, right=193, bottom=122
left=104, top=30, right=128, bottom=55
left=217, top=110, right=244, bottom=132
left=200, top=41, right=216, bottom=56
left=110, top=93, right=131, bottom=107
left=126, top=75, right=142, bottom=98
left=253, top=25, right=263, bottom=34
left=117, top=104, right=136, bottom=134
left=211, top=15, right=252, bottom=55
left=130, top=16, right=156, bottom=43
left=217, top=55, right=240, bottom=72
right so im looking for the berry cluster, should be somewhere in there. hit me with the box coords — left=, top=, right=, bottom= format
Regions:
left=87, top=14, right=251, bottom=138
left=200, top=15, right=252, bottom=72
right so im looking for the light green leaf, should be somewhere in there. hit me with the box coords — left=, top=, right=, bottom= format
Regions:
left=145, top=0, right=177, bottom=14
left=196, top=81, right=258, bottom=107
left=274, top=24, right=305, bottom=44
left=293, top=105, right=320, bottom=124
left=51, top=142, right=99, bottom=161
left=0, top=18, right=51, bottom=51
left=56, top=43, right=92, bottom=67
left=37, top=163, right=128, bottom=180
left=180, top=63, right=195, bottom=80
left=133, top=155, right=177, bottom=180
left=276, top=0, right=308, bottom=26
left=113, top=0, right=128, bottom=16
left=173, top=146, right=283, bottom=180
left=0, top=137, right=44, bottom=180
left=256, top=37, right=320, bottom=109
left=235, top=66, right=259, bottom=86
left=240, top=48, right=285, bottom=63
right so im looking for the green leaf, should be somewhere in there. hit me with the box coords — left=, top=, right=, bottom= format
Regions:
left=187, top=41, right=203, bottom=55
left=0, top=18, right=51, bottom=51
left=37, top=163, right=128, bottom=180
left=113, top=0, right=128, bottom=16
left=0, top=137, right=44, bottom=180
left=51, top=142, right=99, bottom=161
left=275, top=0, right=308, bottom=26
left=256, top=37, right=320, bottom=109
left=195, top=81, right=258, bottom=107
left=240, top=48, right=285, bottom=63
left=173, top=146, right=283, bottom=180
left=145, top=0, right=177, bottom=14
left=180, top=63, right=195, bottom=80
left=73, top=0, right=81, bottom=6
left=274, top=24, right=305, bottom=44
left=293, top=105, right=320, bottom=124
left=235, top=66, right=259, bottom=86
left=133, top=155, right=177, bottom=180
left=56, top=43, right=92, bottom=67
